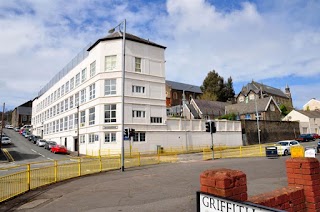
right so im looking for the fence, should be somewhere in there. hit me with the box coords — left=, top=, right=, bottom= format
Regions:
left=0, top=153, right=178, bottom=203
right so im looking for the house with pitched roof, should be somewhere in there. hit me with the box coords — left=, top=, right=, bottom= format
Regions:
left=236, top=80, right=293, bottom=109
left=225, top=96, right=281, bottom=121
left=11, top=100, right=33, bottom=127
left=303, top=98, right=320, bottom=111
left=283, top=110, right=320, bottom=134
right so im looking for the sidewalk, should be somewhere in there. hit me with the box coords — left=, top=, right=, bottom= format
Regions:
left=0, top=156, right=289, bottom=212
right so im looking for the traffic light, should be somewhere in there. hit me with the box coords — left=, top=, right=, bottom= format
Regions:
left=129, top=128, right=135, bottom=138
left=124, top=128, right=129, bottom=137
left=210, top=122, right=216, bottom=133
left=205, top=122, right=211, bottom=132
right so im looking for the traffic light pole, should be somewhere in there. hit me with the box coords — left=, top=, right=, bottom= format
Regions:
left=210, top=124, right=214, bottom=160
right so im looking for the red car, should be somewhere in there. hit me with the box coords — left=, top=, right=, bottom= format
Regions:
left=51, top=145, right=68, bottom=154
left=312, top=133, right=320, bottom=140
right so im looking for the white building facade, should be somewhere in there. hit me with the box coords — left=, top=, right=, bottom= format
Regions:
left=32, top=32, right=168, bottom=154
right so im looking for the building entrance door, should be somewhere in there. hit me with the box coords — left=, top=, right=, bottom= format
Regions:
left=74, top=138, right=79, bottom=152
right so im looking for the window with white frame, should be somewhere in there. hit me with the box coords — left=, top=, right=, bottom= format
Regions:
left=49, top=108, right=52, bottom=118
left=135, top=57, right=141, bottom=72
left=69, top=96, right=74, bottom=109
left=75, top=92, right=79, bottom=106
left=249, top=94, right=255, bottom=100
left=57, top=88, right=61, bottom=98
left=88, top=134, right=95, bottom=143
left=90, top=61, right=96, bottom=77
left=105, top=132, right=116, bottom=143
left=239, top=96, right=245, bottom=102
left=105, top=79, right=116, bottom=95
left=74, top=113, right=78, bottom=128
left=80, top=135, right=85, bottom=144
left=53, top=105, right=56, bottom=116
left=132, top=110, right=145, bottom=118
left=80, top=110, right=85, bottom=126
left=104, top=104, right=116, bottom=123
left=132, top=85, right=145, bottom=94
left=60, top=101, right=64, bottom=113
left=65, top=81, right=69, bottom=93
left=64, top=117, right=68, bottom=130
left=70, top=77, right=75, bottom=90
left=151, top=117, right=162, bottom=123
left=80, top=89, right=86, bottom=104
left=69, top=114, right=73, bottom=130
left=56, top=103, right=60, bottom=114
left=64, top=99, right=68, bottom=111
left=89, top=83, right=95, bottom=100
left=133, top=132, right=146, bottom=142
left=89, top=107, right=95, bottom=125
left=59, top=118, right=63, bottom=131
left=54, top=90, right=57, bottom=101
left=75, top=73, right=80, bottom=87
left=105, top=55, right=117, bottom=71
left=61, top=85, right=65, bottom=96
left=55, top=120, right=59, bottom=132
left=81, top=68, right=86, bottom=83
left=53, top=121, right=56, bottom=132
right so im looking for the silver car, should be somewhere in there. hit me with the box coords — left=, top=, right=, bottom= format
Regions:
left=37, top=139, right=47, bottom=147
left=1, top=137, right=12, bottom=145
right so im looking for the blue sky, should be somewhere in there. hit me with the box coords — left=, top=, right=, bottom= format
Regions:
left=0, top=0, right=319, bottom=111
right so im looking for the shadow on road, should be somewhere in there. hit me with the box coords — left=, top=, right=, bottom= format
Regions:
left=7, top=150, right=42, bottom=161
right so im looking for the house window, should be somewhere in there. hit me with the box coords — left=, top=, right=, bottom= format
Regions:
left=173, top=92, right=178, bottom=100
left=132, top=110, right=145, bottom=118
left=80, top=111, right=85, bottom=126
left=249, top=94, right=255, bottom=100
left=90, top=61, right=96, bottom=77
left=80, top=135, right=85, bottom=144
left=53, top=121, right=56, bottom=132
left=64, top=117, right=68, bottom=130
left=151, top=117, right=162, bottom=123
left=135, top=57, right=141, bottom=72
left=60, top=101, right=64, bottom=113
left=105, top=132, right=116, bottom=143
left=80, top=89, right=86, bottom=104
left=81, top=68, right=86, bottom=83
left=65, top=81, right=69, bottom=93
left=89, top=83, right=95, bottom=100
left=70, top=77, right=75, bottom=90
left=133, top=132, right=146, bottom=142
left=56, top=103, right=60, bottom=114
left=105, top=55, right=117, bottom=71
left=75, top=92, right=79, bottom=106
left=88, top=134, right=95, bottom=143
left=61, top=85, right=65, bottom=96
left=69, top=96, right=74, bottom=109
left=69, top=114, right=73, bottom=130
left=245, top=114, right=251, bottom=120
left=89, top=107, right=95, bottom=125
left=75, top=73, right=80, bottom=87
left=64, top=99, right=69, bottom=111
left=74, top=113, right=78, bottom=128
left=132, top=85, right=145, bottom=94
left=239, top=96, right=244, bottom=102
left=57, top=88, right=61, bottom=98
left=270, top=104, right=275, bottom=111
left=105, top=104, right=116, bottom=123
left=105, top=79, right=116, bottom=95
left=60, top=118, right=63, bottom=131
left=54, top=90, right=57, bottom=101
left=53, top=105, right=56, bottom=116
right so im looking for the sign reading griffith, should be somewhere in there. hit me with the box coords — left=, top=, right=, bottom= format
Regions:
left=197, top=192, right=283, bottom=212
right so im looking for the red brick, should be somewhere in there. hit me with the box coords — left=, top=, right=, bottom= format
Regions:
left=294, top=168, right=303, bottom=174
left=232, top=185, right=247, bottom=195
left=295, top=178, right=306, bottom=185
left=286, top=167, right=294, bottom=174
left=305, top=195, right=320, bottom=203
left=306, top=202, right=320, bottom=210
left=288, top=178, right=295, bottom=184
left=302, top=162, right=320, bottom=169
left=302, top=174, right=320, bottom=180
left=200, top=177, right=216, bottom=187
left=200, top=185, right=208, bottom=193
left=207, top=187, right=233, bottom=197
left=215, top=178, right=234, bottom=189
left=240, top=193, right=248, bottom=201
left=304, top=185, right=320, bottom=193
left=301, top=168, right=320, bottom=175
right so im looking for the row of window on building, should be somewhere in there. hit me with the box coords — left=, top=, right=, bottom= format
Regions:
left=36, top=56, right=142, bottom=113
left=78, top=131, right=146, bottom=144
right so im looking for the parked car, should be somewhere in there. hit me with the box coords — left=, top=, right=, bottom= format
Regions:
left=1, top=137, right=12, bottom=145
left=274, top=140, right=300, bottom=156
left=32, top=136, right=41, bottom=144
left=14, top=127, right=20, bottom=132
left=44, top=141, right=57, bottom=150
left=311, top=133, right=320, bottom=140
left=5, top=125, right=13, bottom=129
left=28, top=135, right=35, bottom=142
left=295, top=134, right=314, bottom=142
left=51, top=145, right=68, bottom=154
left=36, top=139, right=47, bottom=147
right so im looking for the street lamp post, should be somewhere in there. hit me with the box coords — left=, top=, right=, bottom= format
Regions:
left=182, top=86, right=194, bottom=152
left=254, top=96, right=261, bottom=145
left=109, top=19, right=126, bottom=172
left=0, top=103, right=5, bottom=149
left=77, top=105, right=80, bottom=157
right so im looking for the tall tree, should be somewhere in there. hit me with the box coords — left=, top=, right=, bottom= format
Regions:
left=200, top=70, right=235, bottom=102
left=200, top=70, right=225, bottom=101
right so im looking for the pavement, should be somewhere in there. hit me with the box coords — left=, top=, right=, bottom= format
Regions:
left=0, top=156, right=293, bottom=212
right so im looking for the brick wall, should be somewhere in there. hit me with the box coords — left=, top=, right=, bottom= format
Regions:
left=200, top=158, right=320, bottom=212
left=241, top=120, right=300, bottom=145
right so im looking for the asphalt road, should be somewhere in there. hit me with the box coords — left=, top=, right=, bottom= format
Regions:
left=1, top=129, right=70, bottom=165
left=4, top=155, right=319, bottom=212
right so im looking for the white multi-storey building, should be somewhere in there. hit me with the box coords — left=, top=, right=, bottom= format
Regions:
left=32, top=32, right=167, bottom=154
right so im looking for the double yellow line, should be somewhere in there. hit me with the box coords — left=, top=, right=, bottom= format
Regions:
left=2, top=149, right=14, bottom=162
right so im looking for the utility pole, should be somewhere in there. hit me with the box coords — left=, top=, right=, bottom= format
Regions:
left=0, top=103, right=5, bottom=149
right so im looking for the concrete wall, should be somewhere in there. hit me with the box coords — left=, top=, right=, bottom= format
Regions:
left=241, top=120, right=300, bottom=145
